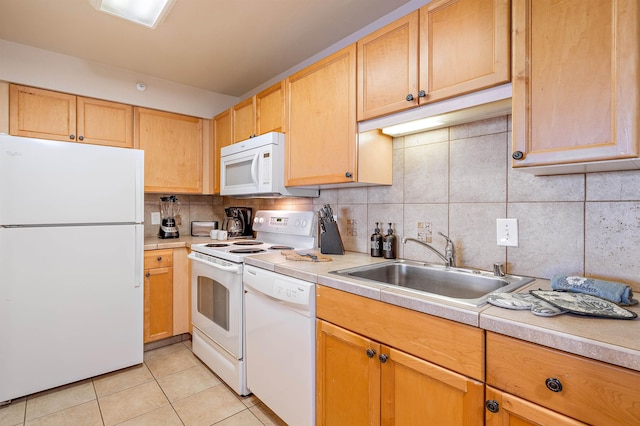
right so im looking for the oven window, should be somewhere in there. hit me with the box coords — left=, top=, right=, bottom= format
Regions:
left=197, top=276, right=229, bottom=331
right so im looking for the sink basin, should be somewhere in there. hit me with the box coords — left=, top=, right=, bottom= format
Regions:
left=330, top=260, right=535, bottom=307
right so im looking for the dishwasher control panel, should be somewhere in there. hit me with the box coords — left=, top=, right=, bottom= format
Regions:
left=273, top=280, right=311, bottom=304
left=243, top=265, right=314, bottom=307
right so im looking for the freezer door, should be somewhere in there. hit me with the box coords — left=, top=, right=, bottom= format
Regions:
left=0, top=135, right=143, bottom=225
left=0, top=224, right=144, bottom=402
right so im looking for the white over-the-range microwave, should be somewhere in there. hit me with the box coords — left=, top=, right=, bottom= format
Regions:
left=220, top=132, right=319, bottom=198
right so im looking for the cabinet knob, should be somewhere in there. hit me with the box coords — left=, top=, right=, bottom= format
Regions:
left=545, top=377, right=563, bottom=393
left=485, top=400, right=500, bottom=413
left=366, top=349, right=376, bottom=358
left=512, top=150, right=525, bottom=160
left=406, top=94, right=414, bottom=101
left=78, top=135, right=84, bottom=141
left=418, top=90, right=426, bottom=98
left=157, top=256, right=162, bottom=261
left=69, top=134, right=75, bottom=140
left=345, top=171, right=352, bottom=178
left=145, top=272, right=150, bottom=278
left=378, top=354, right=388, bottom=363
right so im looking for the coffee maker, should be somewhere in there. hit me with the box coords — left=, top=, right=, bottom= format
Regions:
left=222, top=207, right=253, bottom=238
left=158, top=195, right=181, bottom=239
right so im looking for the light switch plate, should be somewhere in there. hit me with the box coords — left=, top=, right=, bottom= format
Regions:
left=151, top=212, right=161, bottom=225
left=497, top=218, right=518, bottom=247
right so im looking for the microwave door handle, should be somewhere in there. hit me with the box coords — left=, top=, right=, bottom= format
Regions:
left=251, top=152, right=259, bottom=185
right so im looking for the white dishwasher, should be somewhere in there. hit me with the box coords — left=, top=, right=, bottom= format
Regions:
left=243, top=264, right=315, bottom=426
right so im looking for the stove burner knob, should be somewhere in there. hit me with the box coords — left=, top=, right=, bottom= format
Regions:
left=295, top=219, right=301, bottom=227
left=301, top=220, right=307, bottom=227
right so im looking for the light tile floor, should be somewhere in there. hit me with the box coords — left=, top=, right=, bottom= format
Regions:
left=0, top=341, right=286, bottom=426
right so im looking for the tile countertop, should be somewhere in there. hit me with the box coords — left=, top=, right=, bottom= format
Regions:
left=244, top=251, right=640, bottom=373
left=144, top=235, right=215, bottom=250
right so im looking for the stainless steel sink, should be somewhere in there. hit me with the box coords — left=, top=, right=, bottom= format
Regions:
left=330, top=260, right=534, bottom=307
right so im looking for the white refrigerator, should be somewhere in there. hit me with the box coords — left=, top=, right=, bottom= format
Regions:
left=0, top=134, right=144, bottom=402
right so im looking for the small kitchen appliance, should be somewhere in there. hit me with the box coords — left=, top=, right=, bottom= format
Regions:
left=219, top=132, right=319, bottom=198
left=222, top=207, right=253, bottom=238
left=159, top=195, right=180, bottom=239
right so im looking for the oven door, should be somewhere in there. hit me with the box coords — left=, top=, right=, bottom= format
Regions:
left=189, top=252, right=243, bottom=358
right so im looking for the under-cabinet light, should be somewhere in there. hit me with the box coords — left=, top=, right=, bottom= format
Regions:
left=381, top=117, right=445, bottom=137
left=90, top=0, right=175, bottom=29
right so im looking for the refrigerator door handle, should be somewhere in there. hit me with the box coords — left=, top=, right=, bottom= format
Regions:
left=134, top=225, right=143, bottom=288
left=135, top=157, right=144, bottom=223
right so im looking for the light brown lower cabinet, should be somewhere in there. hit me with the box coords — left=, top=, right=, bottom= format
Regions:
left=486, top=331, right=640, bottom=425
left=317, top=320, right=484, bottom=425
left=316, top=285, right=485, bottom=425
left=485, top=386, right=587, bottom=426
left=144, top=249, right=173, bottom=343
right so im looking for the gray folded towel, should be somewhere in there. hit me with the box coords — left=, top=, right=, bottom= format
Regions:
left=550, top=274, right=638, bottom=306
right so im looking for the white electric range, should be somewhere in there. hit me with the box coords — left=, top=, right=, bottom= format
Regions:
left=188, top=210, right=316, bottom=395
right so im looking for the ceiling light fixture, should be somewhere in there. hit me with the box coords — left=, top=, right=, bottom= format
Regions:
left=381, top=117, right=445, bottom=137
left=90, top=0, right=175, bottom=29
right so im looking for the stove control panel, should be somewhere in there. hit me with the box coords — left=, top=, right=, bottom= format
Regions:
left=252, top=210, right=315, bottom=236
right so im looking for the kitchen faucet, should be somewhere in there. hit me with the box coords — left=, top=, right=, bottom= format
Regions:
left=402, top=232, right=456, bottom=267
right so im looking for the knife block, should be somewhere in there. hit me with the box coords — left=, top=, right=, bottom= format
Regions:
left=320, top=221, right=345, bottom=255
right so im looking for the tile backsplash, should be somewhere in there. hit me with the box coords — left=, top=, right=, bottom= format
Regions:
left=143, top=194, right=313, bottom=238
left=315, top=115, right=640, bottom=289
left=145, top=114, right=640, bottom=289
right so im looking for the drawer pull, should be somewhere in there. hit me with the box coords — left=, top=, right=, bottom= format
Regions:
left=157, top=256, right=162, bottom=261
left=545, top=377, right=563, bottom=392
left=485, top=400, right=499, bottom=413
left=365, top=349, right=376, bottom=358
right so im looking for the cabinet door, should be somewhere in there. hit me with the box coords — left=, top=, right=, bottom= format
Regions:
left=256, top=81, right=285, bottom=135
left=286, top=44, right=357, bottom=186
left=485, top=386, right=587, bottom=426
left=317, top=320, right=381, bottom=426
left=232, top=97, right=256, bottom=143
left=77, top=97, right=133, bottom=148
left=213, top=108, right=232, bottom=193
left=381, top=345, right=484, bottom=425
left=9, top=84, right=76, bottom=142
left=512, top=0, right=639, bottom=168
left=357, top=11, right=420, bottom=120
left=144, top=267, right=173, bottom=343
left=134, top=107, right=203, bottom=193
left=419, top=0, right=510, bottom=104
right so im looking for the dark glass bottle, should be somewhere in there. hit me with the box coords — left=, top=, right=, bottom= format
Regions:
left=370, top=222, right=383, bottom=257
left=383, top=223, right=396, bottom=259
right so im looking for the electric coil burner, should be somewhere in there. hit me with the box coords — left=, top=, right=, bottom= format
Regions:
left=229, top=248, right=266, bottom=254
left=188, top=210, right=317, bottom=396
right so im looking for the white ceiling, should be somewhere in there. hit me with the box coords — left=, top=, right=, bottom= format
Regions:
left=0, top=0, right=412, bottom=97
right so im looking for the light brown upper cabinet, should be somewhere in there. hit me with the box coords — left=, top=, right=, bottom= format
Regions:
left=212, top=108, right=232, bottom=194
left=232, top=97, right=255, bottom=143
left=511, top=0, right=640, bottom=174
left=286, top=44, right=358, bottom=186
left=134, top=107, right=203, bottom=193
left=9, top=84, right=133, bottom=148
left=232, top=81, right=286, bottom=143
left=357, top=0, right=510, bottom=121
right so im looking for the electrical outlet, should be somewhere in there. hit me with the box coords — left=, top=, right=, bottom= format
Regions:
left=151, top=212, right=161, bottom=225
left=497, top=218, right=518, bottom=247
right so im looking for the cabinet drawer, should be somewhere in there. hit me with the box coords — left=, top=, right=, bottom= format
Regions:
left=486, top=332, right=640, bottom=425
left=317, top=285, right=484, bottom=381
left=144, top=249, right=173, bottom=269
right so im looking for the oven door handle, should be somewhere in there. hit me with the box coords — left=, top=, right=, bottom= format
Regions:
left=188, top=253, right=242, bottom=274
